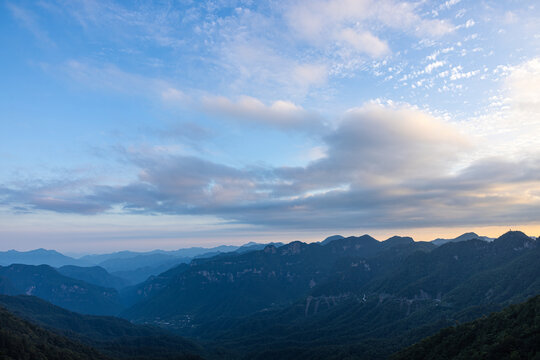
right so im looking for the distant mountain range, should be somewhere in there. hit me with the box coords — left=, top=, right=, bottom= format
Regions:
left=0, top=264, right=123, bottom=315
left=0, top=242, right=281, bottom=285
left=431, top=231, right=494, bottom=246
left=57, top=265, right=130, bottom=290
left=0, top=248, right=86, bottom=267
left=0, top=230, right=537, bottom=359
left=0, top=232, right=497, bottom=275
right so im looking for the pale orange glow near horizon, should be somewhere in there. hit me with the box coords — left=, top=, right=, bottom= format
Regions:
left=1, top=222, right=538, bottom=254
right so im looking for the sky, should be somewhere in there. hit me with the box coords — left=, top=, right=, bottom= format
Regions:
left=1, top=0, right=539, bottom=252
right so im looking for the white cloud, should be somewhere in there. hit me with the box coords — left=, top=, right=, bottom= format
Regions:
left=449, top=66, right=479, bottom=80
left=293, top=64, right=329, bottom=87
left=425, top=61, right=445, bottom=73
left=439, top=0, right=461, bottom=11
left=455, top=18, right=476, bottom=30
left=217, top=25, right=330, bottom=98
left=336, top=103, right=470, bottom=178
left=465, top=19, right=475, bottom=28
left=506, top=58, right=540, bottom=111
left=285, top=0, right=453, bottom=58
left=339, top=28, right=390, bottom=57
left=161, top=88, right=187, bottom=103
left=438, top=70, right=449, bottom=78
left=464, top=57, right=540, bottom=160
left=201, top=95, right=324, bottom=132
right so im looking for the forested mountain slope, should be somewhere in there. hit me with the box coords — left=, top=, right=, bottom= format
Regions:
left=0, top=295, right=205, bottom=360
left=122, top=235, right=434, bottom=324
left=121, top=231, right=538, bottom=359
left=0, top=304, right=109, bottom=360
left=392, top=294, right=540, bottom=360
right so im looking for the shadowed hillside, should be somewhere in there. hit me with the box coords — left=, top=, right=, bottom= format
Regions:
left=392, top=294, right=540, bottom=360
left=0, top=264, right=123, bottom=315
left=0, top=295, right=205, bottom=360
left=0, top=304, right=109, bottom=360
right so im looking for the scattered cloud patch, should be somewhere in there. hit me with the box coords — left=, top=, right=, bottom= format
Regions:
left=439, top=0, right=461, bottom=11
left=464, top=57, right=540, bottom=160
left=449, top=66, right=479, bottom=80
left=425, top=61, right=445, bottom=73
left=201, top=95, right=325, bottom=132
left=286, top=0, right=454, bottom=55
left=338, top=28, right=390, bottom=58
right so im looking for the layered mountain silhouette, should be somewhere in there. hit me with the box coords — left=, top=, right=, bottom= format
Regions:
left=0, top=264, right=122, bottom=315
left=0, top=230, right=538, bottom=359
left=57, top=265, right=130, bottom=290
left=0, top=248, right=86, bottom=267
left=431, top=231, right=494, bottom=246
left=320, top=235, right=345, bottom=245
left=0, top=243, right=275, bottom=286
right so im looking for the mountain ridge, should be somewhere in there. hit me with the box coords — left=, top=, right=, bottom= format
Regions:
left=0, top=264, right=123, bottom=315
left=432, top=231, right=494, bottom=246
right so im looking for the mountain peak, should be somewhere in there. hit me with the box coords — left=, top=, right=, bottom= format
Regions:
left=454, top=232, right=479, bottom=241
left=323, top=235, right=380, bottom=256
left=498, top=230, right=529, bottom=239
left=494, top=230, right=533, bottom=249
left=432, top=232, right=490, bottom=246
left=280, top=241, right=308, bottom=255
left=384, top=236, right=414, bottom=246
left=242, top=241, right=260, bottom=247
left=321, top=235, right=345, bottom=245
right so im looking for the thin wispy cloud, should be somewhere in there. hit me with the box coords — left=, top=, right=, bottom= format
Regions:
left=6, top=2, right=56, bottom=47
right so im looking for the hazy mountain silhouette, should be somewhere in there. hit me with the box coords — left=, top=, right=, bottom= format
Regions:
left=320, top=235, right=345, bottom=245
left=0, top=248, right=88, bottom=267
left=431, top=232, right=494, bottom=246
left=0, top=264, right=123, bottom=315
left=58, top=265, right=130, bottom=290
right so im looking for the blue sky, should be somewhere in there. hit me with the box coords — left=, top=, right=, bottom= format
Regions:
left=1, top=0, right=539, bottom=252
